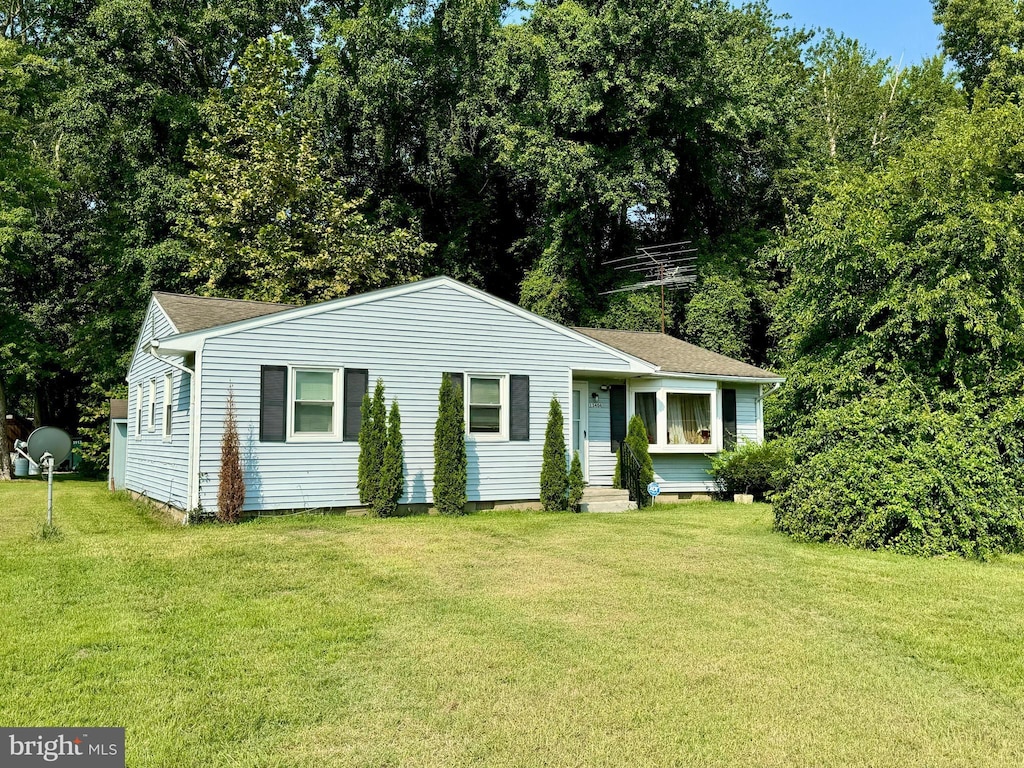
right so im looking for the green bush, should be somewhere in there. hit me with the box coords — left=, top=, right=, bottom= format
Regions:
left=709, top=439, right=792, bottom=499
left=623, top=414, right=654, bottom=488
left=433, top=373, right=467, bottom=515
left=774, top=391, right=1024, bottom=559
left=540, top=397, right=569, bottom=511
left=568, top=451, right=584, bottom=513
left=358, top=379, right=387, bottom=505
left=612, top=448, right=621, bottom=489
left=373, top=399, right=404, bottom=518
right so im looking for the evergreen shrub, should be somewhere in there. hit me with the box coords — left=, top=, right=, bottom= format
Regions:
left=433, top=373, right=467, bottom=515
left=540, top=397, right=568, bottom=511
left=374, top=398, right=405, bottom=517
left=358, top=379, right=387, bottom=505
left=568, top=451, right=584, bottom=512
left=217, top=392, right=245, bottom=523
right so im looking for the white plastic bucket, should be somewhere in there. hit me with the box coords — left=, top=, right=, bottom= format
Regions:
left=13, top=457, right=28, bottom=478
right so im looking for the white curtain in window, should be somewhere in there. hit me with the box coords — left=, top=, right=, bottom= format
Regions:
left=682, top=394, right=711, bottom=444
left=667, top=394, right=685, bottom=444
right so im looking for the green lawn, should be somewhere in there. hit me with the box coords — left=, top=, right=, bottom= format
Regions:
left=2, top=479, right=1024, bottom=767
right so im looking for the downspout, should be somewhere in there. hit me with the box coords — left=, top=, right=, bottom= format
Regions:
left=147, top=340, right=198, bottom=522
left=147, top=340, right=194, bottom=377
left=755, top=381, right=783, bottom=444
left=756, top=381, right=782, bottom=403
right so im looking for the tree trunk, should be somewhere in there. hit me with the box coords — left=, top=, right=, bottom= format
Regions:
left=0, top=375, right=11, bottom=481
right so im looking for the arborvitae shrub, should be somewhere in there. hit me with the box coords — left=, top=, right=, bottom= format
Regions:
left=612, top=448, right=621, bottom=488
left=540, top=397, right=568, bottom=511
left=623, top=414, right=654, bottom=488
left=217, top=392, right=245, bottom=523
left=374, top=399, right=405, bottom=517
left=358, top=379, right=387, bottom=506
left=568, top=451, right=584, bottom=513
left=433, top=373, right=466, bottom=515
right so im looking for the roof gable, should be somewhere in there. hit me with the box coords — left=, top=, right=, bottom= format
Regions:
left=152, top=278, right=657, bottom=373
left=153, top=292, right=295, bottom=335
left=573, top=327, right=781, bottom=380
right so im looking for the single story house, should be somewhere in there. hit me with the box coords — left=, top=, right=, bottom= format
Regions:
left=122, top=276, right=783, bottom=519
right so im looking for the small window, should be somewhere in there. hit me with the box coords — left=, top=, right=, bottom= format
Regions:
left=135, top=384, right=143, bottom=436
left=634, top=392, right=657, bottom=443
left=293, top=369, right=336, bottom=435
left=468, top=375, right=503, bottom=435
left=667, top=392, right=712, bottom=445
left=163, top=373, right=173, bottom=438
left=148, top=379, right=156, bottom=432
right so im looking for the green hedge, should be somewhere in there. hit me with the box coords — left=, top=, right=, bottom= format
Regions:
left=773, top=391, right=1024, bottom=559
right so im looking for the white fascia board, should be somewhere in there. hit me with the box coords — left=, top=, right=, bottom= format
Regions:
left=639, top=371, right=786, bottom=384
left=153, top=277, right=659, bottom=374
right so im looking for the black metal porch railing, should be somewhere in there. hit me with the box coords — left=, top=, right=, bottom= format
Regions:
left=619, top=442, right=652, bottom=508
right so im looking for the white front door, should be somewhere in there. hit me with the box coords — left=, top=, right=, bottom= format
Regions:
left=571, top=382, right=589, bottom=482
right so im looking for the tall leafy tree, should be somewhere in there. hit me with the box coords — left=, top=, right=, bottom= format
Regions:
left=182, top=36, right=430, bottom=304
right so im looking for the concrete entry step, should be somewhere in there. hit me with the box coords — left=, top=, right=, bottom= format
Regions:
left=580, top=499, right=639, bottom=513
left=580, top=486, right=631, bottom=501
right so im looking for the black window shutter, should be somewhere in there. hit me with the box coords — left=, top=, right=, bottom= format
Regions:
left=260, top=365, right=288, bottom=442
left=444, top=372, right=464, bottom=401
left=343, top=369, right=369, bottom=442
left=723, top=388, right=737, bottom=451
left=609, top=384, right=626, bottom=453
left=509, top=375, right=530, bottom=441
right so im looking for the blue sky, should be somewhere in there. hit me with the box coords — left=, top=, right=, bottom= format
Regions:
left=768, top=0, right=944, bottom=65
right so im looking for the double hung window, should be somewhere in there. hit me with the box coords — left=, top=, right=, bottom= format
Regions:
left=292, top=369, right=336, bottom=436
left=468, top=375, right=503, bottom=435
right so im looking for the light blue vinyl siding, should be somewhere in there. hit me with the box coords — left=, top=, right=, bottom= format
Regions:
left=651, top=454, right=716, bottom=492
left=197, top=283, right=635, bottom=512
left=124, top=301, right=191, bottom=509
left=735, top=385, right=759, bottom=442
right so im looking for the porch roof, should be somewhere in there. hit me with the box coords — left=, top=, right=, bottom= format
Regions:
left=573, top=328, right=781, bottom=380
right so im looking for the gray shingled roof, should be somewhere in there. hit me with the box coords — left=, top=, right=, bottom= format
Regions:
left=153, top=292, right=295, bottom=334
left=574, top=327, right=781, bottom=380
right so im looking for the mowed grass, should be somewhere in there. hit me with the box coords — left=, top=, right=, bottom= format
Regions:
left=2, top=480, right=1024, bottom=767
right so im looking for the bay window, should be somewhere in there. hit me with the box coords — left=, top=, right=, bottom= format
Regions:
left=629, top=384, right=718, bottom=452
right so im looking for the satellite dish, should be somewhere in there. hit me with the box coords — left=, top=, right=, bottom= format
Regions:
left=26, top=427, right=72, bottom=466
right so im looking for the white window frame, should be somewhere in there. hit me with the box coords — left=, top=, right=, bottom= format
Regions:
left=465, top=373, right=509, bottom=441
left=288, top=366, right=341, bottom=441
left=135, top=384, right=143, bottom=437
left=627, top=381, right=720, bottom=454
left=148, top=379, right=156, bottom=432
left=163, top=373, right=173, bottom=440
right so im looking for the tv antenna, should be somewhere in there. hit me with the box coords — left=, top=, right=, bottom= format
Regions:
left=600, top=240, right=697, bottom=333
left=13, top=427, right=73, bottom=528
